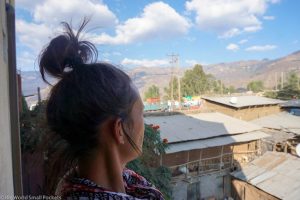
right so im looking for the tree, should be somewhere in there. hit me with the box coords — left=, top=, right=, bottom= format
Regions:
left=228, top=85, right=236, bottom=94
left=181, top=64, right=209, bottom=96
left=163, top=64, right=233, bottom=98
left=163, top=76, right=180, bottom=101
left=247, top=80, right=264, bottom=92
left=286, top=72, right=299, bottom=90
left=144, top=85, right=160, bottom=100
left=127, top=124, right=172, bottom=199
left=277, top=72, right=300, bottom=100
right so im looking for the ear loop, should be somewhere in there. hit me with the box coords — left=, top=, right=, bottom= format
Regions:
left=120, top=119, right=142, bottom=156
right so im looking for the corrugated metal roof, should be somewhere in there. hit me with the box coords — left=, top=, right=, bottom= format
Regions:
left=165, top=131, right=270, bottom=153
left=251, top=112, right=300, bottom=135
left=231, top=151, right=300, bottom=200
left=144, top=112, right=262, bottom=143
left=202, top=96, right=285, bottom=108
left=281, top=99, right=300, bottom=108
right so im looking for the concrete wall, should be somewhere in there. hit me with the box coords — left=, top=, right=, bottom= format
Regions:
left=164, top=141, right=260, bottom=199
left=171, top=171, right=231, bottom=200
left=231, top=178, right=280, bottom=200
left=0, top=0, right=14, bottom=195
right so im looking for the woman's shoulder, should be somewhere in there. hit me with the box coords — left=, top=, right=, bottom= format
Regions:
left=122, top=168, right=165, bottom=200
left=56, top=168, right=164, bottom=199
left=123, top=168, right=152, bottom=187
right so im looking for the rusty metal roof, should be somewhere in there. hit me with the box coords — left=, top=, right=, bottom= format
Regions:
left=231, top=151, right=300, bottom=200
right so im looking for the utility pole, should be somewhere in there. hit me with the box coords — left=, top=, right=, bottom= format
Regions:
left=281, top=72, right=284, bottom=89
left=37, top=87, right=41, bottom=104
left=178, top=75, right=181, bottom=110
left=298, top=72, right=300, bottom=90
left=275, top=72, right=278, bottom=90
left=220, top=80, right=223, bottom=95
left=167, top=53, right=179, bottom=110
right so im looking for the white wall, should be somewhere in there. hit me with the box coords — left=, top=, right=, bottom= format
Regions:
left=171, top=171, right=231, bottom=200
left=0, top=0, right=15, bottom=195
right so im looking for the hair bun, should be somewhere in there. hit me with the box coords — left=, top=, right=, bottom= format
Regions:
left=39, top=20, right=98, bottom=83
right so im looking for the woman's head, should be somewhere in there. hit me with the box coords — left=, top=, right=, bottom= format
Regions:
left=40, top=20, right=144, bottom=170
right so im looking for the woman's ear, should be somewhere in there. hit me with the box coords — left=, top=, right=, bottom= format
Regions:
left=113, top=118, right=125, bottom=144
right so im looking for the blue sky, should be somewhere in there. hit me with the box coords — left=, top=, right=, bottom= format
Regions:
left=16, top=0, right=300, bottom=71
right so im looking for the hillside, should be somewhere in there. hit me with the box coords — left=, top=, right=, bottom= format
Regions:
left=204, top=50, right=300, bottom=88
left=21, top=50, right=300, bottom=106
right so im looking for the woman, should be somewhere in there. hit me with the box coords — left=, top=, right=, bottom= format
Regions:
left=39, top=20, right=164, bottom=199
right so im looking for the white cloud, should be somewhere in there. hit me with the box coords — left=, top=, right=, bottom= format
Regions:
left=102, top=51, right=122, bottom=57
left=17, top=0, right=117, bottom=28
left=33, top=0, right=118, bottom=27
left=17, top=51, right=38, bottom=71
left=121, top=58, right=169, bottom=67
left=226, top=43, right=239, bottom=51
left=17, top=0, right=43, bottom=11
left=93, top=2, right=190, bottom=45
left=219, top=28, right=242, bottom=38
left=263, top=15, right=275, bottom=20
left=239, top=39, right=248, bottom=44
left=16, top=0, right=117, bottom=51
left=16, top=19, right=53, bottom=52
left=245, top=45, right=277, bottom=51
left=186, top=0, right=280, bottom=38
left=185, top=59, right=207, bottom=66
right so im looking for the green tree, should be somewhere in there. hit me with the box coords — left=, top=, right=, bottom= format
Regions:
left=277, top=72, right=300, bottom=100
left=264, top=91, right=278, bottom=99
left=181, top=64, right=208, bottom=96
left=229, top=85, right=236, bottom=93
left=286, top=72, right=299, bottom=90
left=127, top=124, right=171, bottom=199
left=163, top=65, right=230, bottom=98
left=163, top=76, right=180, bottom=100
left=144, top=85, right=160, bottom=100
left=247, top=80, right=264, bottom=92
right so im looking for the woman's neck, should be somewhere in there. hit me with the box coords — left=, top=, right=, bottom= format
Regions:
left=77, top=148, right=126, bottom=193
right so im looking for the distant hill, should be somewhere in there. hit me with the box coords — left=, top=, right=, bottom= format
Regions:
left=125, top=66, right=186, bottom=96
left=204, top=50, right=300, bottom=88
left=21, top=50, right=300, bottom=106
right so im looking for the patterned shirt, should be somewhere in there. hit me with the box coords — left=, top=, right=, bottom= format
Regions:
left=56, top=168, right=165, bottom=200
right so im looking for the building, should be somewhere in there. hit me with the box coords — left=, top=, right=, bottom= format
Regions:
left=280, top=99, right=300, bottom=116
left=0, top=0, right=23, bottom=195
left=231, top=151, right=300, bottom=200
left=145, top=112, right=269, bottom=200
left=251, top=112, right=300, bottom=156
left=202, top=96, right=285, bottom=121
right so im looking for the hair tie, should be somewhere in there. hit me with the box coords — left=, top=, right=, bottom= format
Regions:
left=71, top=56, right=83, bottom=67
left=65, top=56, right=83, bottom=68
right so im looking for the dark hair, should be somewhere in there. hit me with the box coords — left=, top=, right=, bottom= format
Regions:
left=39, top=20, right=139, bottom=194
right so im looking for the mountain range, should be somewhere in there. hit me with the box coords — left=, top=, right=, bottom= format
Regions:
left=21, top=50, right=300, bottom=106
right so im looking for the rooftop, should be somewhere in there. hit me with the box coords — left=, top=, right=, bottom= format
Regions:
left=144, top=112, right=262, bottom=143
left=231, top=151, right=300, bottom=200
left=251, top=112, right=300, bottom=135
left=281, top=99, right=300, bottom=108
left=202, top=96, right=285, bottom=108
left=164, top=131, right=269, bottom=154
